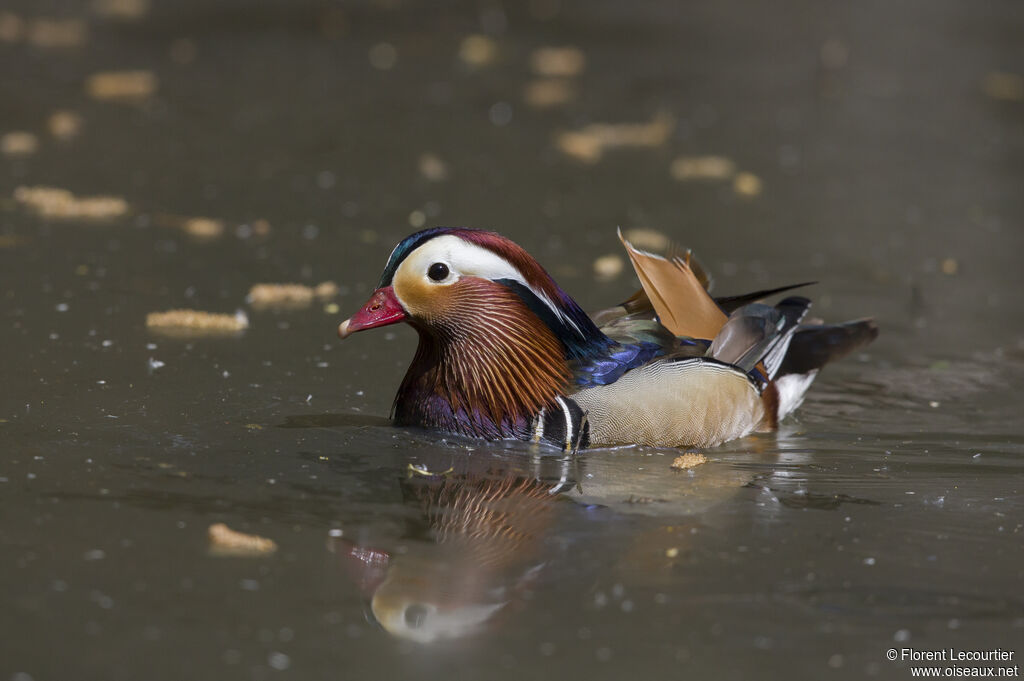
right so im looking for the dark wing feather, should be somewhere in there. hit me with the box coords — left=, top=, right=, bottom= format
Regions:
left=714, top=282, right=817, bottom=315
left=778, top=319, right=879, bottom=376
left=707, top=296, right=812, bottom=379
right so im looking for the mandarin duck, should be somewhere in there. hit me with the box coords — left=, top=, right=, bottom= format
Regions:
left=338, top=227, right=877, bottom=451
left=330, top=465, right=565, bottom=643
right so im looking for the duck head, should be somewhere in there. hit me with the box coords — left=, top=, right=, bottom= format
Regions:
left=338, top=227, right=611, bottom=440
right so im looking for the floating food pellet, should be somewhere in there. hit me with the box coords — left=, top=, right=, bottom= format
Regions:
left=408, top=209, right=426, bottom=228
left=91, top=0, right=149, bottom=19
left=1, top=132, right=38, bottom=156
left=524, top=78, right=575, bottom=108
left=981, top=72, right=1023, bottom=102
left=368, top=42, right=397, bottom=70
left=0, top=235, right=28, bottom=249
left=458, top=34, right=497, bottom=67
left=530, top=46, right=585, bottom=77
left=251, top=218, right=271, bottom=236
left=208, top=523, right=277, bottom=557
left=671, top=453, right=707, bottom=470
left=418, top=153, right=448, bottom=182
left=86, top=70, right=158, bottom=100
left=314, top=281, right=339, bottom=298
left=48, top=111, right=82, bottom=140
left=181, top=217, right=225, bottom=239
left=556, top=111, right=673, bottom=163
left=557, top=133, right=601, bottom=163
left=169, top=38, right=197, bottom=64
left=247, top=282, right=339, bottom=310
left=0, top=12, right=23, bottom=42
left=13, top=185, right=129, bottom=220
left=733, top=171, right=763, bottom=197
left=146, top=309, right=249, bottom=334
left=407, top=463, right=454, bottom=478
left=665, top=547, right=679, bottom=558
left=820, top=38, right=849, bottom=70
left=669, top=155, right=736, bottom=181
left=27, top=18, right=87, bottom=48
left=593, top=254, right=624, bottom=280
left=940, top=258, right=958, bottom=275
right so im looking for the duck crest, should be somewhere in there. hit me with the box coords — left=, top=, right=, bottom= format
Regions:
left=393, top=278, right=572, bottom=440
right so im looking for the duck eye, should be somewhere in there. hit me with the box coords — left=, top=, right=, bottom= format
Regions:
left=404, top=604, right=429, bottom=629
left=427, top=262, right=449, bottom=281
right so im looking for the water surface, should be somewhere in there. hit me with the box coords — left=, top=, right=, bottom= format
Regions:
left=2, top=0, right=1023, bottom=679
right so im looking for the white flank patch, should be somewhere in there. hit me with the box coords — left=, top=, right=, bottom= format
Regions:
left=775, top=370, right=818, bottom=420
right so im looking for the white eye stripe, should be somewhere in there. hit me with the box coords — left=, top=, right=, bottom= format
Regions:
left=395, top=235, right=582, bottom=335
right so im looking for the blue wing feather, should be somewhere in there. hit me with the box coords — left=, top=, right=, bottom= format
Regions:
left=571, top=341, right=661, bottom=386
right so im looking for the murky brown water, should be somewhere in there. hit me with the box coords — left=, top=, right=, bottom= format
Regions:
left=3, top=0, right=1023, bottom=679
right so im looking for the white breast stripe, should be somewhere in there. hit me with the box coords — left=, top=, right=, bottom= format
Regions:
left=555, top=396, right=575, bottom=451
left=571, top=410, right=588, bottom=457
left=532, top=407, right=546, bottom=443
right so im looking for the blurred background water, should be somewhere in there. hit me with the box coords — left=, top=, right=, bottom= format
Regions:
left=1, top=0, right=1023, bottom=679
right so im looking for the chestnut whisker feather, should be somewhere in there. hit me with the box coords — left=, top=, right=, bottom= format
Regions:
left=393, top=279, right=571, bottom=439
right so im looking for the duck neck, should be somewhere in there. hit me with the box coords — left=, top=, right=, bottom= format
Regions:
left=393, top=294, right=572, bottom=440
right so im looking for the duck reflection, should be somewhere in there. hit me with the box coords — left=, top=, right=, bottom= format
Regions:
left=328, top=453, right=579, bottom=644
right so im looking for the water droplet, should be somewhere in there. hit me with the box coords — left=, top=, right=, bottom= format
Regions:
left=368, top=42, right=397, bottom=70
left=489, top=101, right=512, bottom=126
left=267, top=652, right=290, bottom=670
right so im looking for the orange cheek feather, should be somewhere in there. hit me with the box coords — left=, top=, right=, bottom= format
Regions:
left=393, top=271, right=457, bottom=323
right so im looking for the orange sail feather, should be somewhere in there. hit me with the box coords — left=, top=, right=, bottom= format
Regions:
left=617, top=229, right=727, bottom=340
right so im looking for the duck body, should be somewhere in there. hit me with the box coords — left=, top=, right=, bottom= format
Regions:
left=338, top=227, right=878, bottom=451
left=572, top=358, right=767, bottom=448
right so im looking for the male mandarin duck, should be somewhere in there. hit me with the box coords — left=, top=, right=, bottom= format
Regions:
left=331, top=466, right=563, bottom=643
left=337, top=227, right=877, bottom=451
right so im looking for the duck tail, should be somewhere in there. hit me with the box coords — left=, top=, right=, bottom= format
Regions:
left=778, top=318, right=879, bottom=377
left=760, top=318, right=879, bottom=427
